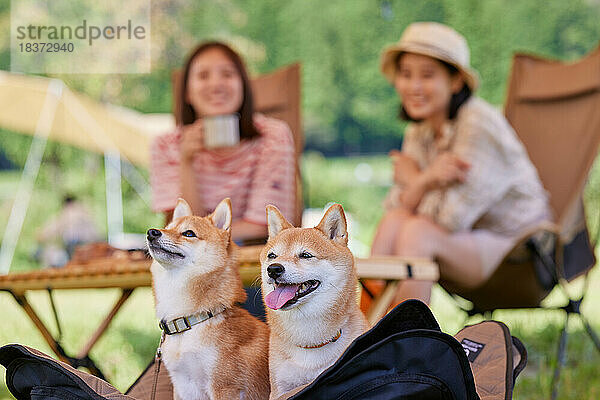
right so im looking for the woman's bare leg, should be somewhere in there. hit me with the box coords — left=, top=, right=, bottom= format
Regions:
left=391, top=215, right=486, bottom=304
left=362, top=208, right=414, bottom=313
left=392, top=281, right=435, bottom=304
left=371, top=207, right=413, bottom=256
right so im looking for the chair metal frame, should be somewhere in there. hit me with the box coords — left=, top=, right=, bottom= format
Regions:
left=444, top=46, right=600, bottom=399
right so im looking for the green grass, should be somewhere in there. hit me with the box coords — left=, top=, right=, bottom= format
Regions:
left=1, top=153, right=600, bottom=398
left=2, top=280, right=600, bottom=398
left=0, top=289, right=159, bottom=397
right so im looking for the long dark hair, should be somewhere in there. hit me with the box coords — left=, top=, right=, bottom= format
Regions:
left=396, top=53, right=472, bottom=122
left=177, top=41, right=260, bottom=140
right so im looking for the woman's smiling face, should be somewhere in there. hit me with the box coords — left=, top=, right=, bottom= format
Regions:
left=185, top=47, right=244, bottom=118
left=394, top=52, right=462, bottom=123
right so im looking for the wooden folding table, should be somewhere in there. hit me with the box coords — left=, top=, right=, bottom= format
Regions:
left=0, top=245, right=438, bottom=379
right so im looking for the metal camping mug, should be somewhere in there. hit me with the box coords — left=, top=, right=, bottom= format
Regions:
left=203, top=114, right=240, bottom=149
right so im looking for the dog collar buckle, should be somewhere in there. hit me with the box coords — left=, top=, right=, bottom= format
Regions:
left=160, top=308, right=222, bottom=335
left=174, top=317, right=192, bottom=333
left=159, top=316, right=191, bottom=335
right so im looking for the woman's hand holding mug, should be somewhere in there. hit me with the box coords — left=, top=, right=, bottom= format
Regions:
left=180, top=119, right=204, bottom=163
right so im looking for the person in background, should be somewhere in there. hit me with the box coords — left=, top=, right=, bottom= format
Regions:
left=35, top=194, right=100, bottom=267
left=369, top=22, right=551, bottom=305
left=150, top=41, right=296, bottom=243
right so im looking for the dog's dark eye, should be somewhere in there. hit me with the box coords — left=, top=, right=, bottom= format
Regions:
left=299, top=251, right=314, bottom=259
left=267, top=252, right=277, bottom=259
left=182, top=230, right=196, bottom=238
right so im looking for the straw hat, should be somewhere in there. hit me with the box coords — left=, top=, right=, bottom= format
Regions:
left=380, top=22, right=479, bottom=91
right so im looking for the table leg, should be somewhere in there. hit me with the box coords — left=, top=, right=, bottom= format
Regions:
left=77, top=288, right=134, bottom=359
left=9, top=291, right=68, bottom=363
left=9, top=288, right=136, bottom=381
left=366, top=281, right=399, bottom=326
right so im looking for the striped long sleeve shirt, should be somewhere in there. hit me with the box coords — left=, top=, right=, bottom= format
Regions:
left=150, top=114, right=296, bottom=225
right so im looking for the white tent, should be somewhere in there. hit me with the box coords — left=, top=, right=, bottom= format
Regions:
left=0, top=71, right=175, bottom=273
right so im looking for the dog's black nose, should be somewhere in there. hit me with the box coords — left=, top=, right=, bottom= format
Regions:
left=147, top=229, right=162, bottom=241
left=267, top=263, right=285, bottom=279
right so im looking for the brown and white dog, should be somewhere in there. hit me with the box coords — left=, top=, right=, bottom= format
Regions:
left=260, top=204, right=368, bottom=398
left=147, top=198, right=270, bottom=400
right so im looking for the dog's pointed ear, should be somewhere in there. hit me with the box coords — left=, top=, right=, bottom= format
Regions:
left=266, top=205, right=293, bottom=239
left=173, top=198, right=193, bottom=220
left=209, top=198, right=232, bottom=231
left=316, top=204, right=348, bottom=246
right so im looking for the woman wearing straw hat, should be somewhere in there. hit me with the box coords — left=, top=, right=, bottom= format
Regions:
left=369, top=22, right=551, bottom=305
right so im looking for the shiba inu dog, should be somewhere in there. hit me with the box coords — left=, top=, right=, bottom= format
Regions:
left=147, top=198, right=270, bottom=400
left=260, top=204, right=369, bottom=398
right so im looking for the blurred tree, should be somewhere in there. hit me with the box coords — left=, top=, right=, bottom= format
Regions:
left=1, top=0, right=599, bottom=156
left=231, top=0, right=600, bottom=154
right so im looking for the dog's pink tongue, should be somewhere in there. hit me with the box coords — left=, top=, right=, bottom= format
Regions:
left=265, top=285, right=299, bottom=310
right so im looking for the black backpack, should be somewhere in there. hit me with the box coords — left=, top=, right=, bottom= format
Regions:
left=282, top=300, right=480, bottom=400
left=2, top=300, right=525, bottom=400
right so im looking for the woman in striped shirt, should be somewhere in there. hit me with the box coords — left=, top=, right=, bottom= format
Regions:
left=150, top=41, right=296, bottom=242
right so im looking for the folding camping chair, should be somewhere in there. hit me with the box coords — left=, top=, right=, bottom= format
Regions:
left=440, top=44, right=600, bottom=399
left=172, top=63, right=304, bottom=226
left=251, top=63, right=304, bottom=226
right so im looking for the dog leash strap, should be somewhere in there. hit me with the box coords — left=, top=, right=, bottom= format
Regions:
left=151, top=332, right=166, bottom=400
